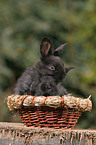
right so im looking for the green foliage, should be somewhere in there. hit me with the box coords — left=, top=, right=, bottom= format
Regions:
left=0, top=0, right=96, bottom=128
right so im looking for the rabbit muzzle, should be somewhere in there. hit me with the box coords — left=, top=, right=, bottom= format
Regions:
left=41, top=83, right=53, bottom=95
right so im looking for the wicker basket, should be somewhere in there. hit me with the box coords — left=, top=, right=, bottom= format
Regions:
left=7, top=95, right=92, bottom=129
left=18, top=106, right=82, bottom=129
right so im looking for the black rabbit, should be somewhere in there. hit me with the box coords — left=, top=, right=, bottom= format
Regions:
left=34, top=75, right=67, bottom=96
left=14, top=38, right=74, bottom=96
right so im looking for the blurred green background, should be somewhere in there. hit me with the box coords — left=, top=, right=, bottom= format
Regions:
left=0, top=0, right=96, bottom=129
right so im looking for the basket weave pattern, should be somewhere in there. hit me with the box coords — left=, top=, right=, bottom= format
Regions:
left=18, top=106, right=82, bottom=129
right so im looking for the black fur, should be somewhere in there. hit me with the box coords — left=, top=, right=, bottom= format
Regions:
left=35, top=76, right=68, bottom=96
left=14, top=38, right=74, bottom=96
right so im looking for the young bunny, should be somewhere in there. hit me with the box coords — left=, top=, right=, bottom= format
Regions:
left=14, top=38, right=74, bottom=96
left=35, top=76, right=58, bottom=96
left=34, top=75, right=67, bottom=96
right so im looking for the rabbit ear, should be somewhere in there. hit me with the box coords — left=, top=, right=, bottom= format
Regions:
left=40, top=38, right=52, bottom=57
left=53, top=43, right=67, bottom=56
left=65, top=66, right=75, bottom=73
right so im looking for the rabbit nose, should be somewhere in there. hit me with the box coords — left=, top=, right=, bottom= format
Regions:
left=44, top=83, right=51, bottom=90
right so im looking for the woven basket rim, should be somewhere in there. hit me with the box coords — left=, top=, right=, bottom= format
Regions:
left=7, top=94, right=92, bottom=112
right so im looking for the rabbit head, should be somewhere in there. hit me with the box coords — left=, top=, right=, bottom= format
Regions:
left=37, top=38, right=74, bottom=84
left=35, top=76, right=58, bottom=96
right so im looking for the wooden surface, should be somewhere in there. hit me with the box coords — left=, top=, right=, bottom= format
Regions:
left=0, top=122, right=96, bottom=144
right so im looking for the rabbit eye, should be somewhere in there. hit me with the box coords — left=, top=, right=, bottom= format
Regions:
left=50, top=66, right=55, bottom=70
